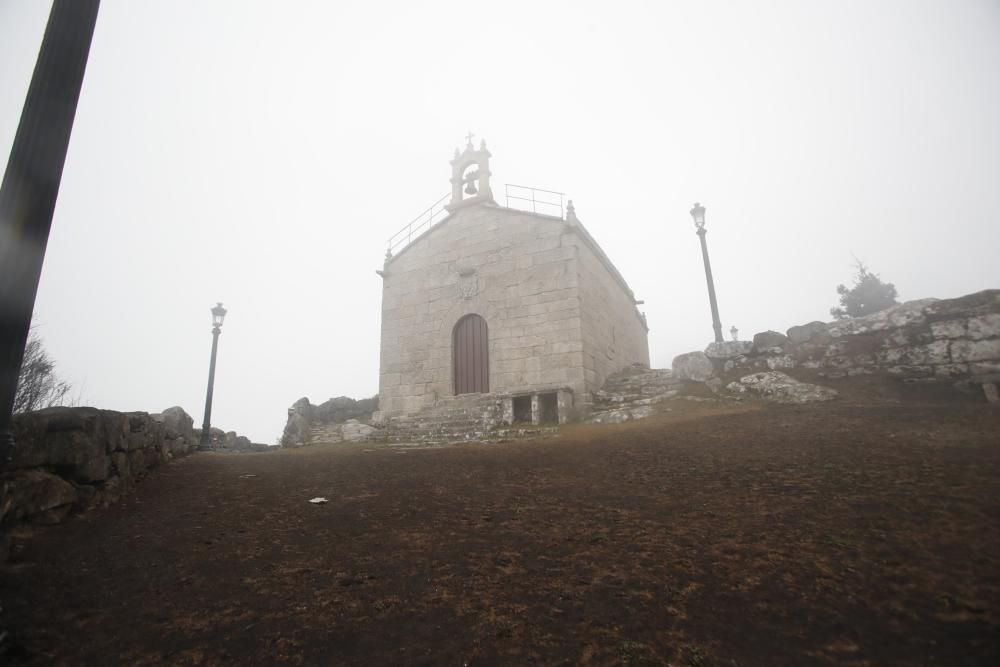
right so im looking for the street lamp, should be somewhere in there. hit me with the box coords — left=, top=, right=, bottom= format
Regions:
left=198, top=302, right=227, bottom=450
left=690, top=202, right=724, bottom=343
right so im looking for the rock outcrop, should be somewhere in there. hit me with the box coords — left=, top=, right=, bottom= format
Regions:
left=705, top=341, right=752, bottom=359
left=282, top=395, right=380, bottom=447
left=752, top=330, right=789, bottom=352
left=665, top=289, right=1000, bottom=405
left=726, top=371, right=838, bottom=403
left=589, top=366, right=682, bottom=423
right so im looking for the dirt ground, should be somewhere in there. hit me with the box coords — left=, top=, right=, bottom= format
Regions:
left=1, top=394, right=999, bottom=666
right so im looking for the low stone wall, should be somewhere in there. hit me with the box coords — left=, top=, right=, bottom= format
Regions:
left=674, top=289, right=1000, bottom=400
left=196, top=426, right=271, bottom=452
left=1, top=406, right=200, bottom=534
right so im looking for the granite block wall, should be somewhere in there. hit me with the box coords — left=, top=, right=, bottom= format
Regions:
left=571, top=220, right=651, bottom=404
left=378, top=205, right=580, bottom=417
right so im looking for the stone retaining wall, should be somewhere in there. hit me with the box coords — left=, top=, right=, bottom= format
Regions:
left=1, top=406, right=199, bottom=535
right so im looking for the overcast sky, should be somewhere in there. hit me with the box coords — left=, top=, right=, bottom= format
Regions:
left=2, top=0, right=998, bottom=443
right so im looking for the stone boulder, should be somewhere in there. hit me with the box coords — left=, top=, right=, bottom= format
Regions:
left=282, top=406, right=310, bottom=447
left=154, top=406, right=194, bottom=442
left=671, top=351, right=715, bottom=382
left=704, top=341, right=752, bottom=359
left=726, top=371, right=838, bottom=404
left=951, top=339, right=1000, bottom=364
left=126, top=412, right=156, bottom=451
left=0, top=469, right=79, bottom=524
left=786, top=321, right=827, bottom=344
left=752, top=330, right=789, bottom=352
left=9, top=407, right=111, bottom=482
left=877, top=340, right=950, bottom=366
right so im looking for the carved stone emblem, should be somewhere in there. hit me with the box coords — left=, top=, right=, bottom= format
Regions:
left=458, top=274, right=479, bottom=299
left=452, top=263, right=479, bottom=299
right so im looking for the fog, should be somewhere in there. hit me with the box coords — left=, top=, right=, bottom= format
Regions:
left=2, top=0, right=998, bottom=443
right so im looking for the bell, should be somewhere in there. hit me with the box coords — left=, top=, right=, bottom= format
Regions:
left=465, top=179, right=478, bottom=195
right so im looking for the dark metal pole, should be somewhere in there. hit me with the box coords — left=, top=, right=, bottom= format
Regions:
left=0, top=0, right=101, bottom=463
left=198, top=327, right=221, bottom=450
left=697, top=227, right=724, bottom=343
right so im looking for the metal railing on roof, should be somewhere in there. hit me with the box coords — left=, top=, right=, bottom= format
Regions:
left=505, top=183, right=564, bottom=218
left=386, top=193, right=450, bottom=257
left=385, top=183, right=566, bottom=258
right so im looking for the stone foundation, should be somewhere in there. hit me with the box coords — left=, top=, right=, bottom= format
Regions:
left=373, top=389, right=572, bottom=445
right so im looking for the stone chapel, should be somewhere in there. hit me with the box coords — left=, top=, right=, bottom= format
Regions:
left=374, top=139, right=649, bottom=428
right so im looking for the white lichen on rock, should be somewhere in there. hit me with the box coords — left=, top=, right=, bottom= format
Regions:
left=726, top=371, right=838, bottom=404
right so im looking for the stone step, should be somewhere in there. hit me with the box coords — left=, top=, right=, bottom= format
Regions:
left=382, top=421, right=484, bottom=434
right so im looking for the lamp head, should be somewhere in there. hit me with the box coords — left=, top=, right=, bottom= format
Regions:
left=211, top=302, right=227, bottom=328
left=690, top=202, right=706, bottom=229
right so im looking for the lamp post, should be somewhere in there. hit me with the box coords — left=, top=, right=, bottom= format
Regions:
left=198, top=303, right=227, bottom=450
left=690, top=203, right=724, bottom=343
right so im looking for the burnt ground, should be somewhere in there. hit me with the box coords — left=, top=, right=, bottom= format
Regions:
left=1, top=393, right=999, bottom=666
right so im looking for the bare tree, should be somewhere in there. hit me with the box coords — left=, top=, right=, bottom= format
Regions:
left=14, top=329, right=71, bottom=414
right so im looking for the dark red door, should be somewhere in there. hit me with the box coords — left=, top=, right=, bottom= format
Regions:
left=454, top=314, right=489, bottom=394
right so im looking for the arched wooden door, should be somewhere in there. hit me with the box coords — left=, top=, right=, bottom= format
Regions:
left=453, top=314, right=489, bottom=394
